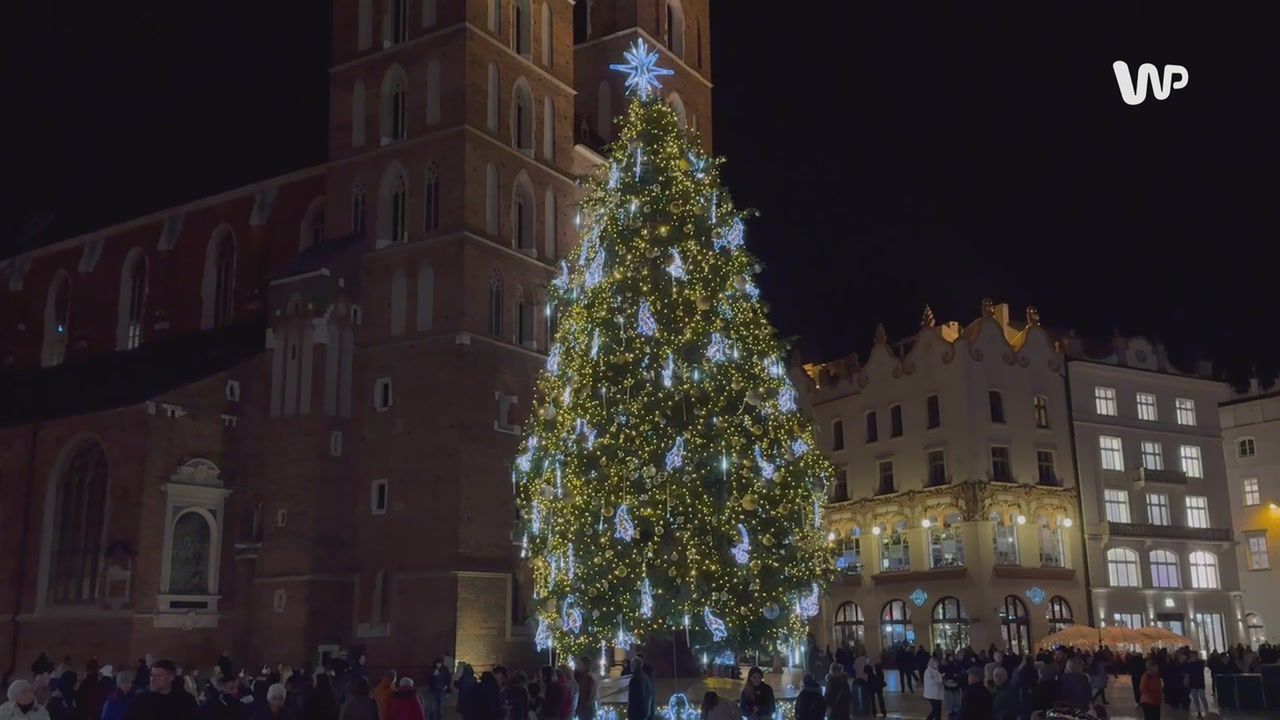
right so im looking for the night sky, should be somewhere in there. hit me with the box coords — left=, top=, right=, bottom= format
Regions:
left=6, top=2, right=1278, bottom=385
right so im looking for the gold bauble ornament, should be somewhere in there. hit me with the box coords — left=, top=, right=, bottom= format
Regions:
left=684, top=224, right=695, bottom=235
left=602, top=506, right=614, bottom=517
left=668, top=566, right=678, bottom=577
left=732, top=378, right=743, bottom=390
left=600, top=456, right=609, bottom=467
left=762, top=534, right=775, bottom=547
left=678, top=158, right=691, bottom=171
left=750, top=560, right=762, bottom=573
left=696, top=296, right=713, bottom=310
left=541, top=405, right=556, bottom=420
left=655, top=525, right=665, bottom=535
left=742, top=494, right=759, bottom=511
left=657, top=225, right=670, bottom=237
left=669, top=201, right=682, bottom=213
left=751, top=424, right=764, bottom=436
left=745, top=389, right=763, bottom=406
left=733, top=275, right=749, bottom=291
left=643, top=204, right=653, bottom=213
left=589, top=587, right=598, bottom=597
left=614, top=565, right=627, bottom=577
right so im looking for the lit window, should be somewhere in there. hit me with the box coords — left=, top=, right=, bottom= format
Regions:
left=1149, top=549, right=1180, bottom=588
left=1136, top=392, right=1158, bottom=421
left=1146, top=493, right=1171, bottom=526
left=1179, top=445, right=1203, bottom=478
left=1104, top=489, right=1131, bottom=523
left=1140, top=441, right=1164, bottom=471
left=1113, top=611, right=1144, bottom=629
left=990, top=446, right=1012, bottom=482
left=1246, top=533, right=1270, bottom=570
left=880, top=523, right=910, bottom=572
left=1175, top=397, right=1196, bottom=426
left=877, top=460, right=895, bottom=495
left=1243, top=477, right=1261, bottom=506
left=1106, top=548, right=1141, bottom=587
left=1185, top=496, right=1209, bottom=529
left=1099, top=436, right=1125, bottom=471
left=992, top=513, right=1018, bottom=566
left=1188, top=551, right=1219, bottom=589
left=1095, top=386, right=1117, bottom=416
left=1033, top=395, right=1049, bottom=429
left=1238, top=437, right=1256, bottom=458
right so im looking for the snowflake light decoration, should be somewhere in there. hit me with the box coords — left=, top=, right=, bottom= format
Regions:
left=608, top=38, right=675, bottom=99
left=535, top=617, right=553, bottom=651
left=777, top=385, right=798, bottom=413
left=667, top=249, right=686, bottom=280
left=707, top=333, right=729, bottom=362
left=662, top=353, right=675, bottom=388
left=713, top=219, right=745, bottom=251
left=791, top=438, right=810, bottom=457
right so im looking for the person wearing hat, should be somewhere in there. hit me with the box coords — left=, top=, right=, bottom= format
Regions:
left=124, top=659, right=197, bottom=720
left=388, top=678, right=426, bottom=720
left=0, top=679, right=51, bottom=719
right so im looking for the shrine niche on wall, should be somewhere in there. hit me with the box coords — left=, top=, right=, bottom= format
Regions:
left=155, top=458, right=231, bottom=629
left=102, top=540, right=135, bottom=610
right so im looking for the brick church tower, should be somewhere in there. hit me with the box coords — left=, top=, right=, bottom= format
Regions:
left=0, top=0, right=710, bottom=674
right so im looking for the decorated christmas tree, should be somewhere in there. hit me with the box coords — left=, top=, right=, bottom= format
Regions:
left=514, top=41, right=835, bottom=662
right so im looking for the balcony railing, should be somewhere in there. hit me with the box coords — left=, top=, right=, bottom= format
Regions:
left=1106, top=522, right=1231, bottom=542
left=1130, top=467, right=1188, bottom=486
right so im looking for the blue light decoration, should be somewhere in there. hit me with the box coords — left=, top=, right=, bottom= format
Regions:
left=638, top=300, right=657, bottom=336
left=797, top=583, right=820, bottom=618
left=755, top=445, right=776, bottom=480
left=553, top=261, right=570, bottom=292
left=730, top=524, right=751, bottom=565
left=777, top=385, right=798, bottom=413
left=706, top=333, right=729, bottom=362
left=639, top=577, right=654, bottom=618
left=561, top=383, right=572, bottom=408
left=665, top=436, right=685, bottom=471
left=591, top=329, right=601, bottom=358
left=909, top=588, right=928, bottom=607
left=530, top=502, right=543, bottom=535
left=710, top=191, right=718, bottom=224
left=665, top=693, right=695, bottom=720
left=667, top=249, right=686, bottom=280
left=515, top=436, right=538, bottom=473
left=662, top=353, right=675, bottom=388
left=713, top=650, right=736, bottom=665
left=614, top=504, right=636, bottom=542
left=791, top=438, right=810, bottom=457
left=704, top=607, right=728, bottom=642
left=743, top=280, right=761, bottom=300
left=616, top=624, right=639, bottom=651
left=521, top=533, right=528, bottom=558
left=585, top=248, right=606, bottom=289
left=567, top=544, right=576, bottom=579
left=547, top=345, right=562, bottom=374
left=608, top=38, right=675, bottom=99
left=1026, top=586, right=1046, bottom=605
left=813, top=497, right=823, bottom=529
left=555, top=462, right=563, bottom=497
left=765, top=357, right=785, bottom=378
left=608, top=163, right=620, bottom=189
left=713, top=218, right=745, bottom=251
left=535, top=617, right=553, bottom=651
left=548, top=555, right=558, bottom=588
left=562, top=596, right=583, bottom=634
left=635, top=145, right=643, bottom=180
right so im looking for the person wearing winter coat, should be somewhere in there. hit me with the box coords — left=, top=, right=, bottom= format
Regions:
left=922, top=657, right=944, bottom=720
left=1060, top=658, right=1090, bottom=711
left=251, top=684, right=295, bottom=720
left=1138, top=662, right=1163, bottom=720
left=698, top=693, right=737, bottom=720
left=738, top=668, right=774, bottom=720
left=863, top=663, right=886, bottom=718
left=625, top=661, right=650, bottom=720
left=823, top=665, right=851, bottom=720
left=43, top=672, right=78, bottom=720
left=302, top=675, right=340, bottom=720
left=572, top=660, right=597, bottom=720
left=337, top=678, right=378, bottom=720
left=100, top=671, right=134, bottom=720
left=387, top=680, right=425, bottom=720
left=206, top=675, right=250, bottom=720
left=990, top=668, right=1018, bottom=720
left=1, top=680, right=52, bottom=720
left=537, top=668, right=563, bottom=720
left=372, top=673, right=397, bottom=720
left=793, top=675, right=824, bottom=720
left=958, top=668, right=991, bottom=720
left=504, top=673, right=531, bottom=720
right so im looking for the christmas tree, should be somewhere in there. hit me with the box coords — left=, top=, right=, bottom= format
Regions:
left=514, top=41, right=835, bottom=661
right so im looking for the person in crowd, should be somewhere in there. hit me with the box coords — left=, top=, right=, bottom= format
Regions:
left=990, top=667, right=1017, bottom=720
left=1127, top=653, right=1145, bottom=705
left=699, top=693, right=737, bottom=720
left=44, top=671, right=78, bottom=720
left=914, top=647, right=930, bottom=686
left=573, top=658, right=596, bottom=720
left=454, top=665, right=477, bottom=711
left=505, top=672, right=530, bottom=720
left=125, top=659, right=197, bottom=720
left=1184, top=650, right=1207, bottom=720
left=864, top=660, right=886, bottom=718
left=372, top=672, right=397, bottom=720
left=207, top=675, right=249, bottom=720
left=983, top=652, right=1003, bottom=689
left=893, top=647, right=914, bottom=694
left=554, top=666, right=576, bottom=720
left=386, top=679, right=424, bottom=720
left=1139, top=661, right=1163, bottom=720
left=793, top=674, right=824, bottom=720
left=941, top=653, right=963, bottom=717
left=1059, top=658, right=1089, bottom=711
left=536, top=667, right=563, bottom=720
left=823, top=663, right=851, bottom=720
left=625, top=661, right=650, bottom=720
left=922, top=656, right=943, bottom=720
left=958, top=667, right=991, bottom=720
left=471, top=672, right=502, bottom=720
left=251, top=684, right=294, bottom=720
left=100, top=670, right=134, bottom=720
left=338, top=677, right=378, bottom=720
left=1088, top=654, right=1108, bottom=706
left=1, top=679, right=52, bottom=720
left=301, top=674, right=339, bottom=720
left=738, top=667, right=774, bottom=720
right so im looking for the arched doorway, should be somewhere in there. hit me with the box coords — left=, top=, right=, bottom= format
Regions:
left=880, top=599, right=914, bottom=652
left=930, top=597, right=969, bottom=653
left=1047, top=595, right=1074, bottom=634
left=833, top=601, right=865, bottom=651
left=1000, top=594, right=1031, bottom=654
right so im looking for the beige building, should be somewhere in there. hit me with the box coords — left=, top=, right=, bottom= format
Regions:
left=798, top=300, right=1088, bottom=656
left=1219, top=377, right=1280, bottom=647
left=1064, top=335, right=1242, bottom=652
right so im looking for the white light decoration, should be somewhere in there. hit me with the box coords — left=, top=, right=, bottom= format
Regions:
left=521, top=533, right=529, bottom=558
left=743, top=280, right=761, bottom=300
left=713, top=218, right=745, bottom=251
left=615, top=504, right=636, bottom=542
left=704, top=607, right=728, bottom=642
left=639, top=577, right=654, bottom=618
left=561, top=384, right=572, bottom=407
left=567, top=543, right=576, bottom=579
left=535, top=617, right=553, bottom=651
left=706, top=333, right=729, bottom=362
left=777, top=385, right=798, bottom=413
left=516, top=436, right=538, bottom=473
left=548, top=555, right=559, bottom=588
left=765, top=357, right=785, bottom=378
left=662, top=353, right=675, bottom=388
left=530, top=502, right=543, bottom=535
left=637, top=300, right=657, bottom=336
left=585, top=249, right=606, bottom=289
left=872, top=526, right=882, bottom=536
left=547, top=345, right=562, bottom=374
left=826, top=531, right=836, bottom=542
left=1016, top=514, right=1027, bottom=525
left=755, top=445, right=776, bottom=480
left=791, top=438, right=810, bottom=457
left=1062, top=517, right=1074, bottom=528
left=730, top=524, right=751, bottom=565
left=665, top=436, right=685, bottom=471
left=813, top=497, right=822, bottom=529
left=562, top=596, right=583, bottom=634
left=710, top=191, right=718, bottom=224
left=608, top=38, right=674, bottom=99
left=714, top=650, right=735, bottom=665
left=635, top=145, right=643, bottom=180
left=591, top=329, right=601, bottom=358
left=667, top=249, right=686, bottom=280
left=616, top=626, right=638, bottom=651
left=921, top=519, right=932, bottom=529
left=797, top=583, right=820, bottom=618
left=555, top=463, right=563, bottom=497
left=553, top=261, right=570, bottom=292
left=608, top=163, right=620, bottom=189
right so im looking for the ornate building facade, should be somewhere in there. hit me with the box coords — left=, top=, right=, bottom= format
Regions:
left=0, top=0, right=711, bottom=675
left=798, top=301, right=1088, bottom=656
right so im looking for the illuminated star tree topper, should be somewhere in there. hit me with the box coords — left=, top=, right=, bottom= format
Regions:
left=609, top=38, right=676, bottom=99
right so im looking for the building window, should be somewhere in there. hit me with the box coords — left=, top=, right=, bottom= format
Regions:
left=889, top=405, right=903, bottom=438
left=831, top=420, right=845, bottom=451
left=273, top=589, right=287, bottom=613
left=573, top=0, right=588, bottom=42
left=1047, top=596, right=1074, bottom=634
left=203, top=227, right=236, bottom=329
left=928, top=514, right=965, bottom=568
left=1195, top=612, right=1226, bottom=653
left=516, top=293, right=534, bottom=348
left=1038, top=517, right=1065, bottom=567
left=487, top=63, right=500, bottom=132
left=390, top=267, right=408, bottom=335
left=488, top=271, right=503, bottom=335
left=865, top=411, right=878, bottom=444
left=1246, top=613, right=1266, bottom=648
left=926, top=449, right=947, bottom=487
left=931, top=597, right=971, bottom=654
left=1149, top=549, right=1181, bottom=588
left=374, top=377, right=393, bottom=411
left=1106, top=547, right=1141, bottom=587
left=1113, top=611, right=1144, bottom=629
left=489, top=0, right=500, bottom=33
left=514, top=0, right=531, bottom=56
left=1188, top=551, right=1219, bottom=589
left=880, top=522, right=910, bottom=572
left=1033, top=395, right=1049, bottom=428
left=301, top=197, right=326, bottom=251
left=1175, top=397, right=1196, bottom=426
left=1243, top=477, right=1261, bottom=506
left=1036, top=450, right=1057, bottom=486
left=512, top=80, right=534, bottom=153
left=1238, top=437, right=1256, bottom=458
left=357, top=0, right=372, bottom=49
left=381, top=168, right=408, bottom=245
left=352, top=180, right=367, bottom=235
left=992, top=513, right=1019, bottom=566
left=424, top=160, right=440, bottom=232
left=1179, top=445, right=1203, bottom=478
left=371, top=479, right=389, bottom=515
left=512, top=174, right=535, bottom=251
left=836, top=532, right=862, bottom=575
left=1095, top=386, right=1118, bottom=416
left=1099, top=436, right=1125, bottom=471
left=383, top=66, right=407, bottom=142
left=665, top=0, right=685, bottom=59
left=988, top=390, right=1005, bottom=424
left=391, top=0, right=408, bottom=43
left=45, top=439, right=109, bottom=605
left=1104, top=488, right=1131, bottom=523
left=880, top=599, right=914, bottom=648
left=999, top=595, right=1031, bottom=656
left=1246, top=533, right=1270, bottom=570
left=119, top=250, right=148, bottom=350
left=926, top=394, right=941, bottom=429
left=990, top=446, right=1012, bottom=482
left=543, top=188, right=557, bottom=260
left=1136, top=392, right=1158, bottom=421
left=876, top=460, right=895, bottom=495
left=1141, top=441, right=1164, bottom=471
left=833, top=601, right=865, bottom=648
left=226, top=380, right=241, bottom=402
left=1185, top=496, right=1209, bottom=529
left=1146, top=493, right=1171, bottom=526
left=352, top=80, right=367, bottom=147
left=485, top=163, right=499, bottom=235
left=541, top=2, right=552, bottom=66
left=42, top=272, right=71, bottom=367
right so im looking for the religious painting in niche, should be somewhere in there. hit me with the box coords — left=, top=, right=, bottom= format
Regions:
left=169, top=511, right=211, bottom=594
